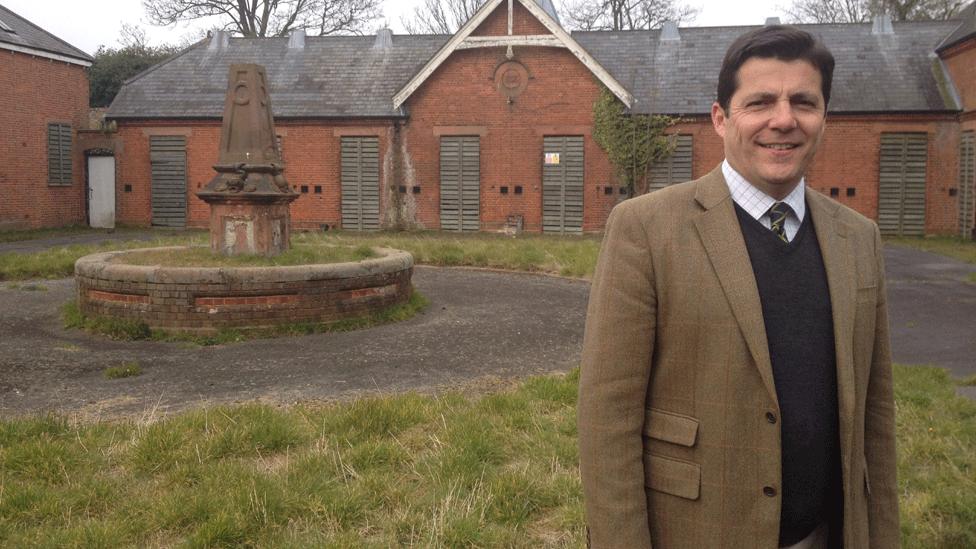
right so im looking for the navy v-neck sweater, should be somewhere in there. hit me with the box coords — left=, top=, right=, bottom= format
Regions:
left=734, top=204, right=843, bottom=546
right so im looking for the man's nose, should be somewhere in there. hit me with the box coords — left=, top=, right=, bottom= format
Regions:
left=768, top=100, right=798, bottom=131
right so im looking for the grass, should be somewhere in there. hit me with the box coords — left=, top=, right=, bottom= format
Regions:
left=886, top=236, right=976, bottom=265
left=62, top=291, right=430, bottom=346
left=293, top=230, right=602, bottom=279
left=0, top=225, right=99, bottom=243
left=104, top=362, right=142, bottom=379
left=0, top=366, right=972, bottom=547
left=0, top=233, right=207, bottom=281
left=114, top=243, right=377, bottom=268
left=0, top=229, right=600, bottom=281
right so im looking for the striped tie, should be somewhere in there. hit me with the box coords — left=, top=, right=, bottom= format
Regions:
left=768, top=202, right=792, bottom=243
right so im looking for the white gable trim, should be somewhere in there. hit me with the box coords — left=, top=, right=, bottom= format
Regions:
left=393, top=0, right=633, bottom=110
left=0, top=42, right=91, bottom=67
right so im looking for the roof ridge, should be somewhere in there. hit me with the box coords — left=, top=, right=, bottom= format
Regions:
left=0, top=4, right=91, bottom=60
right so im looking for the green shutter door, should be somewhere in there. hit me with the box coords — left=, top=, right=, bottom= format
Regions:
left=959, top=132, right=975, bottom=238
left=439, top=136, right=480, bottom=232
left=878, top=133, right=927, bottom=236
left=340, top=136, right=380, bottom=231
left=649, top=134, right=693, bottom=192
left=542, top=136, right=584, bottom=234
left=149, top=136, right=187, bottom=228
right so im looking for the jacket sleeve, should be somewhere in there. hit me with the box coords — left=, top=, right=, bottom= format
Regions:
left=578, top=200, right=656, bottom=549
left=864, top=225, right=900, bottom=548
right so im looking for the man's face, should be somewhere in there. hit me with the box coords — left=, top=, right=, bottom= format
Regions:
left=711, top=57, right=827, bottom=199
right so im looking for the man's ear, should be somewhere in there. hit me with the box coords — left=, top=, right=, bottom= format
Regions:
left=711, top=102, right=727, bottom=138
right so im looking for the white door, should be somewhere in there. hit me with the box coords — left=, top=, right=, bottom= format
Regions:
left=88, top=156, right=115, bottom=228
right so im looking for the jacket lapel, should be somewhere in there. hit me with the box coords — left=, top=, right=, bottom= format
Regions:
left=807, top=189, right=856, bottom=483
left=693, top=168, right=778, bottom=405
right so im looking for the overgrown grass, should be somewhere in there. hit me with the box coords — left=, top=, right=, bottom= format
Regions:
left=0, top=233, right=207, bottom=281
left=1, top=230, right=600, bottom=281
left=104, top=362, right=142, bottom=380
left=895, top=365, right=976, bottom=547
left=0, top=225, right=98, bottom=243
left=886, top=236, right=976, bottom=265
left=62, top=291, right=429, bottom=346
left=1, top=366, right=972, bottom=546
left=296, top=230, right=602, bottom=279
left=115, top=243, right=377, bottom=268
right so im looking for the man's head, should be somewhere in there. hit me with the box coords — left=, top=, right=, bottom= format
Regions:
left=711, top=26, right=835, bottom=199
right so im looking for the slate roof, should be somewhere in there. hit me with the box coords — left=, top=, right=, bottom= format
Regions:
left=109, top=18, right=969, bottom=120
left=574, top=20, right=962, bottom=115
left=109, top=34, right=448, bottom=119
left=936, top=1, right=976, bottom=52
left=0, top=4, right=91, bottom=62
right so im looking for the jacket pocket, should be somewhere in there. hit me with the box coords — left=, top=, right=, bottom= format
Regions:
left=643, top=408, right=699, bottom=447
left=644, top=453, right=701, bottom=500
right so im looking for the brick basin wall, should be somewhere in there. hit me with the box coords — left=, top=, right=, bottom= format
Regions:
left=75, top=247, right=413, bottom=333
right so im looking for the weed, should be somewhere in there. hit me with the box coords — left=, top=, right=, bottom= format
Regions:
left=104, top=362, right=142, bottom=379
left=886, top=236, right=976, bottom=265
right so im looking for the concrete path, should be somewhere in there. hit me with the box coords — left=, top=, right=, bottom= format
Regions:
left=0, top=238, right=972, bottom=418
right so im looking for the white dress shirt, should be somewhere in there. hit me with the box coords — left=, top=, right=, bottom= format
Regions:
left=722, top=160, right=806, bottom=242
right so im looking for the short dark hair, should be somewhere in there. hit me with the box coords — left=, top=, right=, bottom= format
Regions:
left=716, top=26, right=835, bottom=113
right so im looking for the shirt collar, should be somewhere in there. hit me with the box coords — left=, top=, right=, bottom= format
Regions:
left=722, top=159, right=806, bottom=223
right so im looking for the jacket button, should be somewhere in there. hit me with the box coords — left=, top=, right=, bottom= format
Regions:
left=763, top=486, right=777, bottom=497
left=766, top=412, right=777, bottom=424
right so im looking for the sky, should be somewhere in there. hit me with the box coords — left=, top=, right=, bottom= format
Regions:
left=2, top=0, right=787, bottom=56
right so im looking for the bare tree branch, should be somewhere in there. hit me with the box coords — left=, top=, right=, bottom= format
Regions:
left=786, top=0, right=965, bottom=23
left=142, top=0, right=383, bottom=37
left=401, top=0, right=486, bottom=35
left=561, top=0, right=699, bottom=31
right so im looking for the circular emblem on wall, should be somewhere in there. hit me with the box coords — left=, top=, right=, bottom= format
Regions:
left=493, top=61, right=530, bottom=100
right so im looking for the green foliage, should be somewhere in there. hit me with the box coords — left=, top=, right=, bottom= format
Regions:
left=0, top=367, right=973, bottom=546
left=104, top=362, right=142, bottom=379
left=885, top=236, right=976, bottom=265
left=90, top=44, right=178, bottom=108
left=592, top=87, right=677, bottom=195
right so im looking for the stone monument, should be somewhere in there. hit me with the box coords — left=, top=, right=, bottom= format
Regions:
left=197, top=64, right=298, bottom=256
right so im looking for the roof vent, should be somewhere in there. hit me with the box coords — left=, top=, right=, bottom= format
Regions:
left=374, top=28, right=393, bottom=49
left=288, top=29, right=305, bottom=49
left=660, top=21, right=680, bottom=41
left=872, top=14, right=894, bottom=35
left=765, top=17, right=781, bottom=26
left=208, top=30, right=229, bottom=51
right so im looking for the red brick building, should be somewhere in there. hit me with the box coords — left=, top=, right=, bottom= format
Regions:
left=105, top=0, right=976, bottom=237
left=0, top=4, right=92, bottom=229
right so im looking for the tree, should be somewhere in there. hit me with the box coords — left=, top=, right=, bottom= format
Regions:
left=592, top=88, right=676, bottom=196
left=786, top=0, right=967, bottom=23
left=401, top=0, right=486, bottom=34
left=561, top=0, right=698, bottom=31
left=142, top=0, right=383, bottom=37
left=89, top=25, right=180, bottom=108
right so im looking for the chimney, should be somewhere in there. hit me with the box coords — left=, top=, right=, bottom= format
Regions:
left=660, top=21, right=680, bottom=41
left=872, top=14, right=894, bottom=35
left=208, top=30, right=229, bottom=51
left=288, top=29, right=305, bottom=49
left=374, top=28, right=393, bottom=49
left=765, top=17, right=781, bottom=26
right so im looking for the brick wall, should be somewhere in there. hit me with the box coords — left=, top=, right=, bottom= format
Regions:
left=115, top=120, right=396, bottom=229
left=0, top=49, right=89, bottom=229
left=942, top=40, right=976, bottom=115
left=400, top=1, right=619, bottom=232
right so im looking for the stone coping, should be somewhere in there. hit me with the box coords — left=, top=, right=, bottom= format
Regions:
left=75, top=246, right=414, bottom=284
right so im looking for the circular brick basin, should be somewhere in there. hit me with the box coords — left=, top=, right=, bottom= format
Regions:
left=75, top=246, right=413, bottom=334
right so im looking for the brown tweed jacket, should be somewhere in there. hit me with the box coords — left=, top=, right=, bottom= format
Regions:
left=578, top=167, right=899, bottom=548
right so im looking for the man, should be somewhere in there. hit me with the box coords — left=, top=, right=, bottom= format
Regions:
left=577, top=26, right=899, bottom=549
